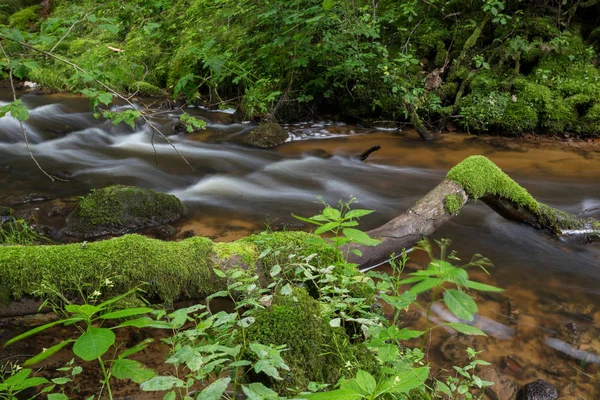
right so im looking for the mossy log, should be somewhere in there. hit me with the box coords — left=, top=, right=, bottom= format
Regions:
left=347, top=155, right=599, bottom=266
left=0, top=231, right=340, bottom=317
left=1, top=156, right=598, bottom=317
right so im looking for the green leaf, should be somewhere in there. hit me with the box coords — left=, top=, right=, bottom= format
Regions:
left=351, top=249, right=362, bottom=257
left=196, top=377, right=230, bottom=400
left=254, top=359, right=282, bottom=380
left=315, top=221, right=339, bottom=235
left=51, top=377, right=70, bottom=385
left=442, top=323, right=487, bottom=336
left=5, top=318, right=80, bottom=346
left=302, top=388, right=361, bottom=400
left=344, top=209, right=374, bottom=219
left=112, top=359, right=157, bottom=384
left=342, top=228, right=380, bottom=246
left=65, top=304, right=100, bottom=318
left=270, top=264, right=282, bottom=277
left=97, top=92, right=113, bottom=106
left=443, top=289, right=478, bottom=321
left=73, top=327, right=116, bottom=361
left=322, top=0, right=336, bottom=11
left=355, top=369, right=376, bottom=395
left=323, top=207, right=341, bottom=220
left=213, top=268, right=227, bottom=278
left=292, top=213, right=323, bottom=226
left=163, top=392, right=176, bottom=400
left=116, top=317, right=155, bottom=329
left=394, top=328, right=426, bottom=340
left=48, top=394, right=69, bottom=400
left=100, top=307, right=153, bottom=319
left=141, top=376, right=186, bottom=391
left=408, top=278, right=443, bottom=295
left=241, top=383, right=280, bottom=400
left=280, top=283, right=293, bottom=295
left=465, top=280, right=503, bottom=292
left=24, top=340, right=75, bottom=366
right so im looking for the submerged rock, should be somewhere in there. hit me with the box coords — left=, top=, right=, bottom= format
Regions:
left=243, top=122, right=289, bottom=148
left=479, top=367, right=521, bottom=400
left=65, top=185, right=186, bottom=239
left=518, top=379, right=558, bottom=400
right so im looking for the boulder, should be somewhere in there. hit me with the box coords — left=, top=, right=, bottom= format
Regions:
left=479, top=367, right=520, bottom=400
left=65, top=185, right=186, bottom=239
left=518, top=379, right=558, bottom=400
left=243, top=122, right=289, bottom=148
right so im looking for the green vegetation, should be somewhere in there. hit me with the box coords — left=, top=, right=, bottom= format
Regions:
left=1, top=200, right=501, bottom=399
left=1, top=0, right=600, bottom=135
left=443, top=194, right=463, bottom=215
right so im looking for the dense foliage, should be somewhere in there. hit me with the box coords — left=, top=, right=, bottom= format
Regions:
left=2, top=1, right=600, bottom=132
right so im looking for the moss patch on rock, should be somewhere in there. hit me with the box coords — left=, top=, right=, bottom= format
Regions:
left=243, top=122, right=289, bottom=148
left=65, top=185, right=186, bottom=239
left=244, top=287, right=373, bottom=394
left=9, top=5, right=41, bottom=30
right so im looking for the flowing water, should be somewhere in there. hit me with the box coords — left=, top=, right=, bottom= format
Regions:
left=1, top=90, right=600, bottom=398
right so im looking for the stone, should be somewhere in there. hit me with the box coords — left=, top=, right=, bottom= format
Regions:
left=65, top=185, right=186, bottom=239
left=243, top=122, right=289, bottom=148
left=518, top=379, right=558, bottom=400
left=439, top=334, right=474, bottom=365
left=479, top=367, right=520, bottom=400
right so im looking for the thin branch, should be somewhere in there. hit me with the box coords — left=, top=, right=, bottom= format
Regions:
left=0, top=41, right=63, bottom=182
left=0, top=33, right=195, bottom=171
left=50, top=10, right=96, bottom=53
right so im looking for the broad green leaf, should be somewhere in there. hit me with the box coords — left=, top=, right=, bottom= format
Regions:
left=443, top=289, right=478, bottom=321
left=301, top=388, right=361, bottom=400
left=465, top=280, right=503, bottom=292
left=242, top=383, right=280, bottom=400
left=329, top=318, right=341, bottom=327
left=254, top=360, right=282, bottom=380
left=65, top=304, right=100, bottom=318
left=196, top=377, right=231, bottom=400
left=380, top=292, right=416, bottom=310
left=280, top=283, right=293, bottom=295
left=141, top=376, right=186, bottom=391
left=315, top=221, right=339, bottom=235
left=342, top=228, right=380, bottom=246
left=408, top=278, right=443, bottom=294
left=323, top=207, right=341, bottom=220
left=394, top=328, right=426, bottom=340
left=377, top=344, right=399, bottom=363
left=355, top=369, right=376, bottom=395
left=73, top=327, right=116, bottom=361
left=100, top=307, right=153, bottom=319
left=24, top=340, right=74, bottom=366
left=344, top=209, right=374, bottom=219
left=442, top=322, right=487, bottom=336
left=389, top=366, right=430, bottom=394
left=112, top=359, right=157, bottom=384
left=270, top=264, right=282, bottom=277
left=163, top=392, right=176, bottom=400
left=51, top=378, right=70, bottom=385
left=352, top=249, right=362, bottom=257
left=213, top=268, right=227, bottom=278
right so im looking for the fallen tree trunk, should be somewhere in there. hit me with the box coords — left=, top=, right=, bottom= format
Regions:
left=347, top=155, right=599, bottom=265
left=1, top=156, right=598, bottom=317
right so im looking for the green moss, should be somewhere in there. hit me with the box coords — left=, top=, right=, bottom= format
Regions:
left=9, top=5, right=41, bottom=30
left=446, top=156, right=539, bottom=210
left=131, top=81, right=165, bottom=97
left=444, top=194, right=463, bottom=215
left=0, top=12, right=9, bottom=25
left=66, top=185, right=186, bottom=238
left=0, top=234, right=219, bottom=304
left=245, top=287, right=371, bottom=394
left=501, top=101, right=538, bottom=134
left=577, top=102, right=600, bottom=136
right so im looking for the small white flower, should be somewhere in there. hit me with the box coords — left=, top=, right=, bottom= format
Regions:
left=90, top=290, right=101, bottom=297
left=394, top=376, right=401, bottom=384
left=104, top=278, right=114, bottom=288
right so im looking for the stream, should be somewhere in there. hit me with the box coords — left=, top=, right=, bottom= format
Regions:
left=1, top=90, right=600, bottom=398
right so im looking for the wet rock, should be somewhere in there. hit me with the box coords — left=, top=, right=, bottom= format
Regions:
left=439, top=334, right=474, bottom=365
left=557, top=321, right=587, bottom=347
left=0, top=165, right=11, bottom=173
left=51, top=169, right=73, bottom=181
left=147, top=224, right=178, bottom=240
left=502, top=355, right=525, bottom=376
left=47, top=205, right=68, bottom=218
left=0, top=206, right=13, bottom=217
left=182, top=230, right=195, bottom=238
left=65, top=185, right=186, bottom=239
left=272, top=219, right=305, bottom=231
left=479, top=367, right=520, bottom=400
left=560, top=303, right=595, bottom=319
left=11, top=193, right=51, bottom=205
left=243, top=122, right=289, bottom=148
left=518, top=379, right=558, bottom=400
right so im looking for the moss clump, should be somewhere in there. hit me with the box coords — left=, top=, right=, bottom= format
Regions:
left=9, top=5, right=41, bottom=30
left=245, top=287, right=370, bottom=394
left=446, top=156, right=538, bottom=211
left=131, top=81, right=165, bottom=97
left=65, top=185, right=186, bottom=239
left=243, top=122, right=289, bottom=148
left=501, top=101, right=538, bottom=134
left=444, top=194, right=463, bottom=215
left=0, top=234, right=219, bottom=304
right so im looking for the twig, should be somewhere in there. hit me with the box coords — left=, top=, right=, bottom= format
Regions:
left=0, top=33, right=195, bottom=171
left=0, top=41, right=63, bottom=182
left=50, top=10, right=95, bottom=53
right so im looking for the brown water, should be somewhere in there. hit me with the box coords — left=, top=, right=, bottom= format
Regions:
left=1, top=90, right=600, bottom=398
